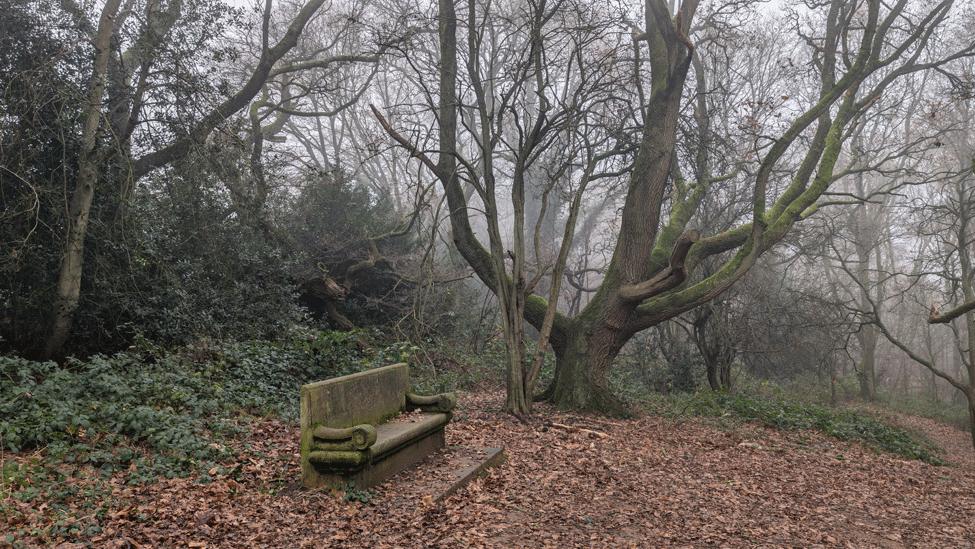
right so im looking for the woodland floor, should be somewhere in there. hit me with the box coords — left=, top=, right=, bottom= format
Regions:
left=6, top=392, right=975, bottom=548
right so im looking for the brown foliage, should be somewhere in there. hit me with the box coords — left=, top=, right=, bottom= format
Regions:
left=5, top=393, right=975, bottom=547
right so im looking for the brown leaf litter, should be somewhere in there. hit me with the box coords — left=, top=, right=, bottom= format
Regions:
left=4, top=392, right=975, bottom=548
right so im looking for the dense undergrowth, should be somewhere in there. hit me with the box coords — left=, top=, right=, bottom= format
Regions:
left=762, top=374, right=971, bottom=432
left=1, top=330, right=503, bottom=542
left=1, top=330, right=420, bottom=479
left=877, top=393, right=971, bottom=431
left=642, top=391, right=944, bottom=464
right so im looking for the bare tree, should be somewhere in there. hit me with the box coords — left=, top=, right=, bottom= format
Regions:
left=374, top=0, right=635, bottom=414
left=864, top=85, right=975, bottom=449
left=373, top=0, right=973, bottom=412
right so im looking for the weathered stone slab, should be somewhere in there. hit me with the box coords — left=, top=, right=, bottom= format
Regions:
left=313, top=429, right=448, bottom=490
left=383, top=445, right=506, bottom=504
left=300, top=364, right=411, bottom=488
left=435, top=446, right=505, bottom=501
left=299, top=363, right=455, bottom=489
left=372, top=413, right=448, bottom=458
left=300, top=363, right=409, bottom=430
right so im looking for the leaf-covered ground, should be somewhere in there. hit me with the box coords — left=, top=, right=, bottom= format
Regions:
left=5, top=392, right=975, bottom=548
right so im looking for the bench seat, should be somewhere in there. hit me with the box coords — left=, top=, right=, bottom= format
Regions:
left=372, top=413, right=449, bottom=458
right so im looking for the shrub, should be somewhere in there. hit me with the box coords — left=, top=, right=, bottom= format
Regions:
left=646, top=391, right=944, bottom=464
left=877, top=392, right=971, bottom=431
left=0, top=331, right=372, bottom=479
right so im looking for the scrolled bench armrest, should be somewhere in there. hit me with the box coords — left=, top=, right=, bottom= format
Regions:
left=312, top=424, right=377, bottom=451
left=307, top=450, right=370, bottom=469
left=406, top=391, right=457, bottom=413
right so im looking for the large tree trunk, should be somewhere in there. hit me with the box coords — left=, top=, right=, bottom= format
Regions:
left=43, top=0, right=123, bottom=359
left=44, top=163, right=99, bottom=358
left=549, top=324, right=629, bottom=414
left=704, top=355, right=732, bottom=391
left=692, top=304, right=733, bottom=391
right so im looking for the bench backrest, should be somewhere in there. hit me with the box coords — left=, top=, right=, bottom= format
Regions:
left=300, top=363, right=410, bottom=430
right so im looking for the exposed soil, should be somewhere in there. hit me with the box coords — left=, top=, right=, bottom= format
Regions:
left=5, top=392, right=975, bottom=548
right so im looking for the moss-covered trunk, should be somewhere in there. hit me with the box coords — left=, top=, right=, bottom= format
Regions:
left=549, top=325, right=629, bottom=414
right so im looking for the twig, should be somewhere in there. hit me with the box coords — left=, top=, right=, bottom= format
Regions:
left=544, top=422, right=609, bottom=439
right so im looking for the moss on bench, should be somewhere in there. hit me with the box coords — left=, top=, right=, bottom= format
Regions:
left=299, top=363, right=456, bottom=489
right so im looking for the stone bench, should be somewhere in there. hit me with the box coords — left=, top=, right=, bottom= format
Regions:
left=299, top=363, right=456, bottom=489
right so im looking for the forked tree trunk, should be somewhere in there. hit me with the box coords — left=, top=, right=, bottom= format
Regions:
left=704, top=358, right=732, bottom=391
left=705, top=357, right=732, bottom=391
